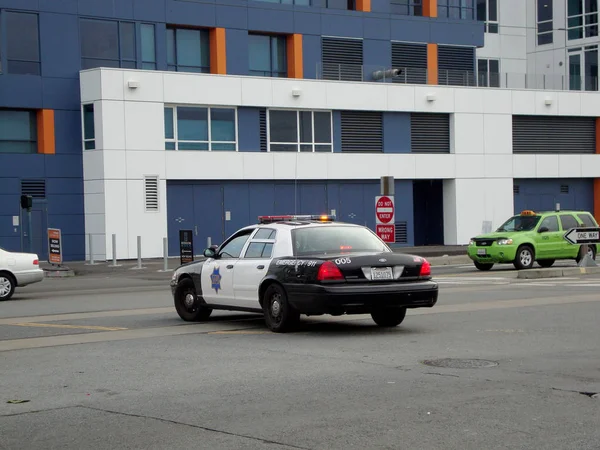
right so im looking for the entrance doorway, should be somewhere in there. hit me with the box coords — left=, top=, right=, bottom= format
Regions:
left=413, top=180, right=444, bottom=246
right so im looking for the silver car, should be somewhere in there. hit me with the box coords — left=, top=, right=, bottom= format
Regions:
left=0, top=247, right=44, bottom=300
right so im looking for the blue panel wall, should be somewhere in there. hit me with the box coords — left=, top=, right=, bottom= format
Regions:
left=383, top=113, right=411, bottom=153
left=363, top=39, right=392, bottom=81
left=237, top=108, right=261, bottom=152
left=513, top=179, right=594, bottom=215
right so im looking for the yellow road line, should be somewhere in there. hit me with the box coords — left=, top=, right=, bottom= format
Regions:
left=208, top=330, right=269, bottom=335
left=8, top=323, right=127, bottom=332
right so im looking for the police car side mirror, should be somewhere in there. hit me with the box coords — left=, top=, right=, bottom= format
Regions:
left=538, top=227, right=549, bottom=233
left=203, top=248, right=216, bottom=258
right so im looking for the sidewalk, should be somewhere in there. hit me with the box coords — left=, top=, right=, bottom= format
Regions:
left=41, top=245, right=471, bottom=279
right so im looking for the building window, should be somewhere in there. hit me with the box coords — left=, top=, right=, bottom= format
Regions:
left=4, top=11, right=41, bottom=75
left=537, top=0, right=553, bottom=45
left=141, top=23, right=156, bottom=70
left=80, top=19, right=136, bottom=69
left=438, top=0, right=475, bottom=20
left=476, top=0, right=498, bottom=33
left=167, top=27, right=210, bottom=73
left=254, top=0, right=310, bottom=4
left=267, top=110, right=333, bottom=152
left=568, top=0, right=599, bottom=40
left=477, top=58, right=500, bottom=87
left=164, top=106, right=237, bottom=151
left=249, top=34, right=287, bottom=77
left=82, top=104, right=95, bottom=150
left=0, top=109, right=37, bottom=154
left=568, top=46, right=598, bottom=91
left=390, top=0, right=423, bottom=16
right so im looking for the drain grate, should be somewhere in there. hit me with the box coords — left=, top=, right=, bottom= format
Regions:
left=422, top=358, right=499, bottom=369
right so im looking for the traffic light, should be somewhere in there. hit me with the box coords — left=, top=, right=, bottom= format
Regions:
left=20, top=195, right=32, bottom=210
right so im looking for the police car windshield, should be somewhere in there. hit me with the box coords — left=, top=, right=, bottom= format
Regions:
left=496, top=215, right=541, bottom=232
left=292, top=226, right=390, bottom=256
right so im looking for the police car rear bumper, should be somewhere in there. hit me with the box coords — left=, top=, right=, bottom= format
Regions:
left=284, top=280, right=438, bottom=315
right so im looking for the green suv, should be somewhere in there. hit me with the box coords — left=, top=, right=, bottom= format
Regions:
left=467, top=210, right=598, bottom=270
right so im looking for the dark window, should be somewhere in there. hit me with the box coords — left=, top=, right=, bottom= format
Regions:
left=141, top=23, right=156, bottom=70
left=512, top=116, right=596, bottom=153
left=249, top=34, right=287, bottom=77
left=80, top=19, right=137, bottom=69
left=438, top=0, right=475, bottom=20
left=584, top=47, right=598, bottom=91
left=244, top=242, right=274, bottom=258
left=0, top=109, right=37, bottom=154
left=321, top=37, right=363, bottom=81
left=568, top=0, right=598, bottom=40
left=577, top=213, right=598, bottom=227
left=560, top=214, right=580, bottom=230
left=218, top=230, right=254, bottom=259
left=167, top=27, right=210, bottom=73
left=539, top=216, right=560, bottom=232
left=164, top=106, right=237, bottom=151
left=292, top=226, right=390, bottom=257
left=254, top=228, right=277, bottom=240
left=340, top=111, right=382, bottom=153
left=390, top=0, right=423, bottom=16
left=268, top=110, right=333, bottom=152
left=83, top=104, right=95, bottom=150
left=477, top=0, right=498, bottom=33
left=477, top=58, right=500, bottom=87
left=5, top=11, right=40, bottom=75
left=537, top=0, right=553, bottom=45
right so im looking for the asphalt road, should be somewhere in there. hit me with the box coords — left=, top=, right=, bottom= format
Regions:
left=1, top=271, right=600, bottom=450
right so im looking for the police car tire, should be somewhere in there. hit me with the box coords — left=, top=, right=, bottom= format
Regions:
left=174, top=278, right=213, bottom=322
left=371, top=307, right=407, bottom=327
left=262, top=283, right=300, bottom=333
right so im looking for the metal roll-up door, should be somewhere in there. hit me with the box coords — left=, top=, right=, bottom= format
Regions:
left=340, top=111, right=383, bottom=153
left=512, top=115, right=596, bottom=154
left=391, top=42, right=427, bottom=84
left=321, top=37, right=363, bottom=82
left=410, top=113, right=450, bottom=153
left=438, top=45, right=475, bottom=86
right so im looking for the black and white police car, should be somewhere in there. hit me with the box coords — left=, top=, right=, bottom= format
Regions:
left=170, top=215, right=438, bottom=333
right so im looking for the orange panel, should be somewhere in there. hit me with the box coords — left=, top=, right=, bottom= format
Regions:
left=356, top=0, right=371, bottom=12
left=427, top=43, right=438, bottom=85
left=37, top=109, right=55, bottom=155
left=287, top=34, right=303, bottom=79
left=423, top=0, right=437, bottom=17
left=210, top=28, right=227, bottom=75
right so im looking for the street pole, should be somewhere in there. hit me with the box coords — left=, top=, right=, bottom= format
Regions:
left=27, top=208, right=33, bottom=253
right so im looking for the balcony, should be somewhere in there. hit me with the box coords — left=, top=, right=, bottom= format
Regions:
left=314, top=63, right=600, bottom=92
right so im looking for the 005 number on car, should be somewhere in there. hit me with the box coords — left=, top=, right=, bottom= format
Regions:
left=335, top=257, right=351, bottom=265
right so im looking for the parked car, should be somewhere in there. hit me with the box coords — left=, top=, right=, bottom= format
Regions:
left=170, top=214, right=438, bottom=332
left=0, top=247, right=44, bottom=300
left=467, top=209, right=598, bottom=270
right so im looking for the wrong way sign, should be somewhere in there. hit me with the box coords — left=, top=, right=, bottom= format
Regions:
left=375, top=196, right=395, bottom=243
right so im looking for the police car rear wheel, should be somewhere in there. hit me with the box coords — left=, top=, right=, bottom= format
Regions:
left=262, top=284, right=299, bottom=333
left=174, top=278, right=212, bottom=322
left=371, top=307, right=407, bottom=327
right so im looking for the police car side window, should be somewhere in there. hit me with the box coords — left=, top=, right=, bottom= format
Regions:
left=218, top=230, right=254, bottom=259
left=244, top=242, right=274, bottom=259
left=540, top=216, right=559, bottom=232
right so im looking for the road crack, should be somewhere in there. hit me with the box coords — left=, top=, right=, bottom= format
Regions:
left=80, top=405, right=312, bottom=449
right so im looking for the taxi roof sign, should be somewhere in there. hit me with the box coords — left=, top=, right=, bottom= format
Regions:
left=258, top=214, right=336, bottom=224
left=520, top=210, right=536, bottom=216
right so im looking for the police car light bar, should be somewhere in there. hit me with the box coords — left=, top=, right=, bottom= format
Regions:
left=258, top=215, right=336, bottom=224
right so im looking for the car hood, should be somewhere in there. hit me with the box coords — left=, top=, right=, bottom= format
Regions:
left=471, top=231, right=519, bottom=240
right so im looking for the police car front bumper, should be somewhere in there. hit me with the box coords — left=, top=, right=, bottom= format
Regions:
left=284, top=280, right=438, bottom=316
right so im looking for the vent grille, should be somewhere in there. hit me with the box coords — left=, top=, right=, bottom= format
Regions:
left=395, top=221, right=408, bottom=244
left=21, top=179, right=46, bottom=198
left=144, top=176, right=159, bottom=212
left=560, top=184, right=569, bottom=194
left=259, top=108, right=267, bottom=152
left=321, top=37, right=363, bottom=81
left=512, top=116, right=596, bottom=154
left=514, top=185, right=520, bottom=194
left=410, top=113, right=450, bottom=153
left=340, top=111, right=383, bottom=153
left=438, top=45, right=475, bottom=86
left=391, top=42, right=427, bottom=84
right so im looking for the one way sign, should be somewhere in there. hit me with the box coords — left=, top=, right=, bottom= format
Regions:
left=563, top=227, right=600, bottom=245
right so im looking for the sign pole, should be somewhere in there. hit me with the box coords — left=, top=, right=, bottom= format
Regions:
left=376, top=176, right=396, bottom=244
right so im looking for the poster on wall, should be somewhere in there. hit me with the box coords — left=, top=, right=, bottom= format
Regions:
left=179, top=229, right=194, bottom=264
left=48, top=228, right=63, bottom=265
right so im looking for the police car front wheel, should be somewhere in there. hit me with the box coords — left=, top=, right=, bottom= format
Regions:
left=262, top=283, right=300, bottom=333
left=174, top=278, right=213, bottom=322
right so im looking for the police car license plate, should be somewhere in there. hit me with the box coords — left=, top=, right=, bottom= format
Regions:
left=477, top=249, right=487, bottom=256
left=371, top=267, right=393, bottom=280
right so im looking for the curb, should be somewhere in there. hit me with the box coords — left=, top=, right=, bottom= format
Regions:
left=517, top=266, right=600, bottom=279
left=43, top=268, right=76, bottom=278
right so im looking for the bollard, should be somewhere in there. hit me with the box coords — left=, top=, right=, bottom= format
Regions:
left=88, top=234, right=95, bottom=265
left=137, top=236, right=142, bottom=269
left=111, top=234, right=118, bottom=267
left=207, top=236, right=212, bottom=248
left=163, top=237, right=168, bottom=271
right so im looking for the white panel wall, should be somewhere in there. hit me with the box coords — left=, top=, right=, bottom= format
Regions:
left=79, top=68, right=600, bottom=257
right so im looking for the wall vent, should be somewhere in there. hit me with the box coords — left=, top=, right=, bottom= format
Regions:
left=259, top=108, right=267, bottom=152
left=560, top=184, right=569, bottom=194
left=340, top=111, right=383, bottom=152
left=395, top=221, right=408, bottom=244
left=513, top=185, right=520, bottom=194
left=21, top=179, right=46, bottom=198
left=410, top=113, right=450, bottom=153
left=144, top=176, right=159, bottom=212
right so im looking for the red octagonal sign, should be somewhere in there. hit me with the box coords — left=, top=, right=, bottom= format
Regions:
left=376, top=196, right=394, bottom=224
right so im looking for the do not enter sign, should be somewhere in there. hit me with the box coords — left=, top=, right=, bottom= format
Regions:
left=375, top=195, right=395, bottom=243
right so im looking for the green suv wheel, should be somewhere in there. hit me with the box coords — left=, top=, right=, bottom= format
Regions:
left=514, top=245, right=535, bottom=270
left=537, top=259, right=555, bottom=268
left=474, top=262, right=494, bottom=271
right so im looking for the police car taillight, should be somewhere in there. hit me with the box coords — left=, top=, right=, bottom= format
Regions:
left=419, top=259, right=431, bottom=277
left=317, top=261, right=344, bottom=281
left=258, top=214, right=336, bottom=224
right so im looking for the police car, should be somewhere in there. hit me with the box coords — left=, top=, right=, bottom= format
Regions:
left=170, top=215, right=438, bottom=333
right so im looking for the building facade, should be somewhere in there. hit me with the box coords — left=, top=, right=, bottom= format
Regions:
left=1, top=0, right=600, bottom=262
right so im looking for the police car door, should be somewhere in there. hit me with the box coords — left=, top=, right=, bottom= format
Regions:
left=232, top=227, right=277, bottom=308
left=201, top=228, right=254, bottom=307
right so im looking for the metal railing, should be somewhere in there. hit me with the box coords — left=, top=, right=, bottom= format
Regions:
left=314, top=63, right=600, bottom=92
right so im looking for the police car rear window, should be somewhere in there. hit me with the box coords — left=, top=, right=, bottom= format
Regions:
left=292, top=226, right=389, bottom=256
